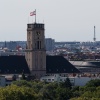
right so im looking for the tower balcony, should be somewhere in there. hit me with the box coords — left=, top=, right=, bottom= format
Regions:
left=27, top=23, right=44, bottom=30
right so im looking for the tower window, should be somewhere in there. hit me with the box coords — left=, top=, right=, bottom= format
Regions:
left=37, top=41, right=39, bottom=49
left=35, top=43, right=36, bottom=49
left=42, top=25, right=44, bottom=28
left=28, top=24, right=31, bottom=28
left=40, top=41, right=41, bottom=49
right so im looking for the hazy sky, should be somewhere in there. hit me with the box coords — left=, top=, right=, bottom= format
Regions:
left=0, top=0, right=100, bottom=42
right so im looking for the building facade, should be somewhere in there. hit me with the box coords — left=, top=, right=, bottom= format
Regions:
left=40, top=74, right=100, bottom=86
left=25, top=23, right=46, bottom=78
left=45, top=38, right=55, bottom=51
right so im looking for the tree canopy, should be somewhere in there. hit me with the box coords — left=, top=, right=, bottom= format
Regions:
left=0, top=79, right=99, bottom=100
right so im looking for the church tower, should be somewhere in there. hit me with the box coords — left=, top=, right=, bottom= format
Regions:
left=25, top=23, right=46, bottom=78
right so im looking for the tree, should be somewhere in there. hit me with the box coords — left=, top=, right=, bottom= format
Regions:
left=56, top=87, right=72, bottom=100
left=38, top=82, right=58, bottom=100
left=21, top=72, right=26, bottom=80
left=12, top=80, right=32, bottom=87
left=0, top=85, right=37, bottom=100
left=85, top=79, right=100, bottom=87
left=12, top=75, right=17, bottom=81
left=60, top=77, right=72, bottom=89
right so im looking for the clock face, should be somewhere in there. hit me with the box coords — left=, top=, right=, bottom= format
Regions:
left=37, top=32, right=40, bottom=35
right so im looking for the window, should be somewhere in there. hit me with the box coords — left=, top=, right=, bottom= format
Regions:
left=49, top=69, right=51, bottom=71
left=42, top=25, right=44, bottom=28
left=64, top=69, right=66, bottom=71
left=40, top=24, right=42, bottom=28
left=28, top=24, right=31, bottom=28
left=40, top=74, right=42, bottom=77
left=34, top=24, right=37, bottom=28
left=40, top=41, right=41, bottom=49
left=37, top=41, right=39, bottom=49
left=48, top=79, right=51, bottom=81
left=38, top=24, right=39, bottom=27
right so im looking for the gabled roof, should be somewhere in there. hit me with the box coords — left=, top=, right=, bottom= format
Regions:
left=46, top=56, right=80, bottom=73
left=0, top=56, right=30, bottom=74
left=0, top=55, right=79, bottom=75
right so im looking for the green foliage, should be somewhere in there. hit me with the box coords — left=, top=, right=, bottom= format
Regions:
left=72, top=86, right=79, bottom=92
left=85, top=79, right=100, bottom=87
left=60, top=77, right=72, bottom=89
left=13, top=80, right=45, bottom=93
left=38, top=82, right=58, bottom=100
left=12, top=80, right=32, bottom=87
left=1, top=79, right=100, bottom=100
left=84, top=86, right=96, bottom=92
left=56, top=87, right=73, bottom=100
left=21, top=73, right=26, bottom=80
left=71, top=79, right=100, bottom=100
left=0, top=85, right=37, bottom=100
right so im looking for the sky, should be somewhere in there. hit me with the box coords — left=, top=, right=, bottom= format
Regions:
left=0, top=0, right=100, bottom=42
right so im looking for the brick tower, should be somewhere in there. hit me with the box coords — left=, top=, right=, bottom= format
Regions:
left=25, top=23, right=46, bottom=78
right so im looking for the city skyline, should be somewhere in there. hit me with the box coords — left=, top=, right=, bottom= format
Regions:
left=0, top=0, right=100, bottom=42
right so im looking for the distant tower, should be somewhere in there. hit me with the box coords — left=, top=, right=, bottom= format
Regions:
left=93, top=26, right=96, bottom=42
left=25, top=23, right=46, bottom=78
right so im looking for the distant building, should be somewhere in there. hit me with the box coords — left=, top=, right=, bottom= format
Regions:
left=0, top=76, right=6, bottom=87
left=40, top=74, right=100, bottom=86
left=5, top=41, right=17, bottom=50
left=16, top=41, right=26, bottom=49
left=70, top=61, right=100, bottom=73
left=45, top=38, right=55, bottom=51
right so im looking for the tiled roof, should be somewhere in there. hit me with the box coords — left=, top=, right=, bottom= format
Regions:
left=0, top=56, right=30, bottom=74
left=46, top=56, right=80, bottom=73
left=0, top=55, right=80, bottom=74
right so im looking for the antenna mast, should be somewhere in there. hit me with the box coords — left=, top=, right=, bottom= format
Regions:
left=93, top=26, right=96, bottom=42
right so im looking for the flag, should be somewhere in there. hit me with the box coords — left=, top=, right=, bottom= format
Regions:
left=30, top=11, right=36, bottom=16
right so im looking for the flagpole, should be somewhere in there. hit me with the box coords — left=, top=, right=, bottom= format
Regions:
left=35, top=9, right=36, bottom=23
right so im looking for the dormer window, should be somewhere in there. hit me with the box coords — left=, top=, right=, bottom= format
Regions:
left=64, top=69, right=66, bottom=71
left=49, top=69, right=51, bottom=71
